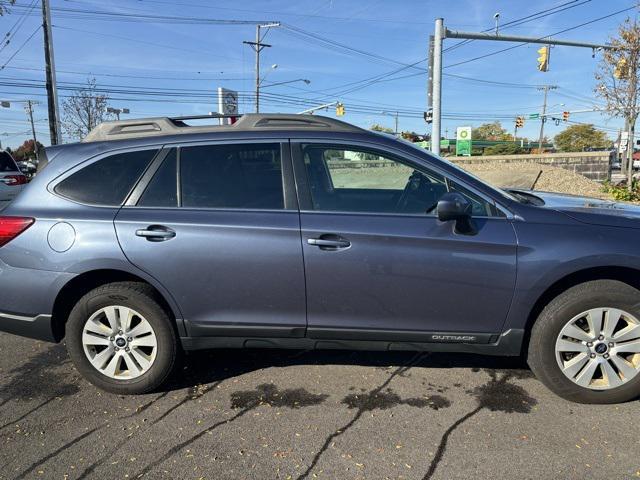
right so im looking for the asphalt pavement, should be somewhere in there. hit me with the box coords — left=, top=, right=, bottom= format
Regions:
left=1, top=332, right=639, bottom=479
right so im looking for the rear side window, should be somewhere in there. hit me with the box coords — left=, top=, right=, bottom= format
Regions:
left=55, top=149, right=157, bottom=206
left=138, top=149, right=178, bottom=207
left=180, top=143, right=283, bottom=209
left=0, top=152, right=18, bottom=172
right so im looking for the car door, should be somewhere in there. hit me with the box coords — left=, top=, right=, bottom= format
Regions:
left=114, top=140, right=307, bottom=339
left=291, top=140, right=517, bottom=342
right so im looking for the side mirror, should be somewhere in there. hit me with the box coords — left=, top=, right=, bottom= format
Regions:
left=436, top=192, right=476, bottom=234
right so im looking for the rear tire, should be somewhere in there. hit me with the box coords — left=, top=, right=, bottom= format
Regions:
left=66, top=282, right=178, bottom=395
left=528, top=280, right=640, bottom=404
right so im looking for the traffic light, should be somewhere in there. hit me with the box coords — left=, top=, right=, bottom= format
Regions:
left=614, top=58, right=628, bottom=79
left=515, top=116, right=524, bottom=128
left=562, top=111, right=570, bottom=121
left=424, top=110, right=433, bottom=124
left=336, top=102, right=345, bottom=116
left=537, top=46, right=549, bottom=72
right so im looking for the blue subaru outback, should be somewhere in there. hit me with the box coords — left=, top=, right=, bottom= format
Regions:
left=1, top=113, right=639, bottom=403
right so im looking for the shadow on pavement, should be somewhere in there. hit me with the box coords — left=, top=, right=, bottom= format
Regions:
left=162, top=348, right=532, bottom=393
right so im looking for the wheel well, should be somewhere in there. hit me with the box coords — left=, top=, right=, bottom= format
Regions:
left=522, top=266, right=640, bottom=356
left=51, top=269, right=175, bottom=342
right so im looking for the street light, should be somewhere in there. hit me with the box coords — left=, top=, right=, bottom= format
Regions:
left=261, top=78, right=311, bottom=88
left=258, top=64, right=278, bottom=87
left=381, top=110, right=399, bottom=135
left=107, top=107, right=130, bottom=121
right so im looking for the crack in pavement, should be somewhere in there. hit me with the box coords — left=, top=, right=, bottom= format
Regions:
left=422, top=369, right=537, bottom=480
left=14, top=425, right=103, bottom=479
left=151, top=380, right=223, bottom=426
left=0, top=397, right=55, bottom=431
left=123, top=391, right=170, bottom=419
left=77, top=381, right=225, bottom=478
left=134, top=383, right=328, bottom=478
left=296, top=352, right=430, bottom=480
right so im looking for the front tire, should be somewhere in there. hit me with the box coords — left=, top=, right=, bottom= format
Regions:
left=528, top=280, right=640, bottom=404
left=66, top=282, right=178, bottom=395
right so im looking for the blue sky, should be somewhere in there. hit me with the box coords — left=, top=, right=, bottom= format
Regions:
left=0, top=0, right=635, bottom=148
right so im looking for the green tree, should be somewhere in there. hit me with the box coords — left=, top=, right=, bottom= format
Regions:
left=483, top=143, right=524, bottom=155
left=471, top=121, right=513, bottom=141
left=553, top=124, right=611, bottom=152
left=595, top=16, right=640, bottom=187
left=13, top=139, right=44, bottom=161
left=370, top=123, right=394, bottom=134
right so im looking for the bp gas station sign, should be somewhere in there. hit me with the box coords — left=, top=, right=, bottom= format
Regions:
left=456, top=126, right=472, bottom=156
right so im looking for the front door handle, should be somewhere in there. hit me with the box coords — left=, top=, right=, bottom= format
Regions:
left=135, top=225, right=176, bottom=242
left=307, top=234, right=351, bottom=250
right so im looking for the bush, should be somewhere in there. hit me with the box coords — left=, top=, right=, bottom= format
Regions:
left=601, top=180, right=640, bottom=201
left=483, top=143, right=524, bottom=156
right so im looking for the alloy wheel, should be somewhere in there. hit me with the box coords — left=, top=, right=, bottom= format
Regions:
left=81, top=305, right=158, bottom=380
left=556, top=307, right=640, bottom=390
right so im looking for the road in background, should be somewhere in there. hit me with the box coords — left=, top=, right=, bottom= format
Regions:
left=0, top=332, right=638, bottom=479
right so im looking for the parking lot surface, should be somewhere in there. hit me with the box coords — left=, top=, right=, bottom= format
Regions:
left=1, top=332, right=639, bottom=480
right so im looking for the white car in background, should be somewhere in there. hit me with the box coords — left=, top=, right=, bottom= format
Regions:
left=0, top=151, right=27, bottom=210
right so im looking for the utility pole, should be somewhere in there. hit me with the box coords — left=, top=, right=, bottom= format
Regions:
left=431, top=18, right=444, bottom=156
left=382, top=111, right=399, bottom=134
left=24, top=100, right=38, bottom=161
left=42, top=0, right=60, bottom=145
left=537, top=85, right=556, bottom=153
left=244, top=22, right=280, bottom=113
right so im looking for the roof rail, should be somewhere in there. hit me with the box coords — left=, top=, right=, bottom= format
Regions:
left=82, top=113, right=363, bottom=142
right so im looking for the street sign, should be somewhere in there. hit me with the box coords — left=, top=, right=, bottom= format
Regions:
left=528, top=113, right=540, bottom=119
left=456, top=126, right=472, bottom=156
left=217, top=87, right=238, bottom=124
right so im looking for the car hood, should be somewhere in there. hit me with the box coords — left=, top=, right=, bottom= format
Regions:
left=508, top=189, right=640, bottom=229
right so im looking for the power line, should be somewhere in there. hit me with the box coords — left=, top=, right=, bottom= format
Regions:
left=443, top=0, right=591, bottom=54
left=52, top=25, right=239, bottom=60
left=0, top=25, right=41, bottom=71
left=442, top=73, right=543, bottom=89
left=10, top=4, right=277, bottom=25
left=0, top=0, right=38, bottom=54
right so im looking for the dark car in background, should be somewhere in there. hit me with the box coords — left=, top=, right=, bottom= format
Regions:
left=0, top=114, right=639, bottom=404
left=0, top=151, right=27, bottom=210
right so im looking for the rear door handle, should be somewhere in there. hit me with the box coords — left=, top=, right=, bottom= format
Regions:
left=307, top=234, right=351, bottom=250
left=135, top=225, right=176, bottom=242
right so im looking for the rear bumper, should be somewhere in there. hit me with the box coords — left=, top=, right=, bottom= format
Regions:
left=0, top=259, right=75, bottom=343
left=0, top=311, right=56, bottom=341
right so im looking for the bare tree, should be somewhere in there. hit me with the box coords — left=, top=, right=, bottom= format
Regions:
left=62, top=78, right=113, bottom=141
left=594, top=16, right=640, bottom=188
left=0, top=1, right=15, bottom=15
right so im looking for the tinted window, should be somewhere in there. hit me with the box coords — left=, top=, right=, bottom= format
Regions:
left=138, top=149, right=178, bottom=207
left=302, top=144, right=499, bottom=216
left=55, top=150, right=157, bottom=206
left=0, top=152, right=18, bottom=172
left=180, top=143, right=283, bottom=209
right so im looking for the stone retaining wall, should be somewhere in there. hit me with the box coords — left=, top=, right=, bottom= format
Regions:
left=449, top=151, right=612, bottom=182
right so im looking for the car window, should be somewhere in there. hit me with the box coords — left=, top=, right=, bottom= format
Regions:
left=0, top=151, right=18, bottom=172
left=180, top=143, right=284, bottom=209
left=55, top=149, right=158, bottom=206
left=138, top=149, right=178, bottom=207
left=302, top=144, right=500, bottom=216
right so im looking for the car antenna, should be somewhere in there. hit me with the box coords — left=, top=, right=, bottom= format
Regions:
left=531, top=169, right=543, bottom=190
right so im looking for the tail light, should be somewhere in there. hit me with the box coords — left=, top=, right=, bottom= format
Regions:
left=0, top=217, right=34, bottom=247
left=2, top=174, right=27, bottom=186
